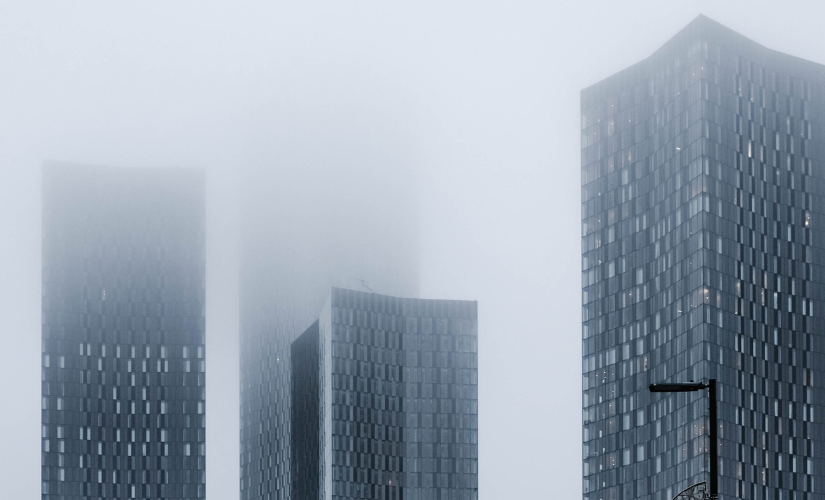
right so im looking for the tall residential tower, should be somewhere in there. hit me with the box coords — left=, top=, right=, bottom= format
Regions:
left=582, top=16, right=825, bottom=500
left=42, top=163, right=206, bottom=499
left=291, top=288, right=478, bottom=500
left=239, top=158, right=419, bottom=500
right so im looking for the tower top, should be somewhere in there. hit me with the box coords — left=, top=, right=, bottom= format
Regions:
left=583, top=14, right=825, bottom=97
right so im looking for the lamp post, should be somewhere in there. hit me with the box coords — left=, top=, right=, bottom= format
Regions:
left=649, top=379, right=717, bottom=500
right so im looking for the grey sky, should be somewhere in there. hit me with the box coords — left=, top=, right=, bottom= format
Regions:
left=1, top=1, right=824, bottom=499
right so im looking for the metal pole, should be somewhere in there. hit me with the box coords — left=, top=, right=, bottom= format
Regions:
left=708, top=379, right=718, bottom=500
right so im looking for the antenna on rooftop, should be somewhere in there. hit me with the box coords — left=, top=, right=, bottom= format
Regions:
left=359, top=279, right=374, bottom=293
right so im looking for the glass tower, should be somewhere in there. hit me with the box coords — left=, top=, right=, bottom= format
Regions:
left=581, top=16, right=825, bottom=500
left=239, top=163, right=419, bottom=500
left=290, top=288, right=479, bottom=500
left=41, top=162, right=206, bottom=499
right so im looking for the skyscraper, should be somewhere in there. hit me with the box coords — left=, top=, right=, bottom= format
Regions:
left=291, top=288, right=478, bottom=500
left=239, top=159, right=419, bottom=500
left=42, top=162, right=206, bottom=499
left=581, top=16, right=825, bottom=500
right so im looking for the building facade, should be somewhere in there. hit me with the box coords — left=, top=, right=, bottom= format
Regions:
left=42, top=162, right=206, bottom=499
left=291, top=288, right=478, bottom=500
left=239, top=158, right=419, bottom=500
left=581, top=16, right=825, bottom=500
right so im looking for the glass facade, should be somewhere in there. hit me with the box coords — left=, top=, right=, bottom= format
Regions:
left=239, top=274, right=418, bottom=500
left=581, top=16, right=825, bottom=500
left=41, top=163, right=206, bottom=499
left=291, top=288, right=478, bottom=500
left=238, top=171, right=418, bottom=500
left=292, top=320, right=322, bottom=500
left=240, top=287, right=319, bottom=500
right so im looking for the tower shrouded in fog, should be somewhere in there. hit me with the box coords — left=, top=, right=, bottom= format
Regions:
left=41, top=162, right=206, bottom=499
left=238, top=137, right=420, bottom=500
left=581, top=16, right=825, bottom=500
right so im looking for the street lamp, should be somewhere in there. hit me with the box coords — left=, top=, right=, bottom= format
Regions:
left=649, top=379, right=717, bottom=500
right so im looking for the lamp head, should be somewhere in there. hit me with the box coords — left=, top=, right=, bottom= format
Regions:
left=649, top=382, right=706, bottom=393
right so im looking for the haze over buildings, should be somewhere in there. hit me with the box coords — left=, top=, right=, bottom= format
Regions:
left=10, top=3, right=825, bottom=500
left=582, top=16, right=825, bottom=500
left=239, top=153, right=419, bottom=500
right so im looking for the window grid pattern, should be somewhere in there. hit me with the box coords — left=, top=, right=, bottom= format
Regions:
left=239, top=267, right=417, bottom=500
left=581, top=16, right=825, bottom=500
left=41, top=164, right=206, bottom=500
left=321, top=289, right=479, bottom=500
left=240, top=296, right=317, bottom=500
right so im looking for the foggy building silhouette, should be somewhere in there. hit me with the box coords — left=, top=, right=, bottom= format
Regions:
left=581, top=16, right=825, bottom=500
left=41, top=162, right=206, bottom=499
left=290, top=288, right=478, bottom=500
left=238, top=157, right=419, bottom=500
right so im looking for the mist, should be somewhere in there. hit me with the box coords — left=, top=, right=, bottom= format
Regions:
left=3, top=1, right=825, bottom=499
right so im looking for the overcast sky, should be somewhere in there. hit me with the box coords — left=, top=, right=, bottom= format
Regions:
left=2, top=2, right=825, bottom=499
